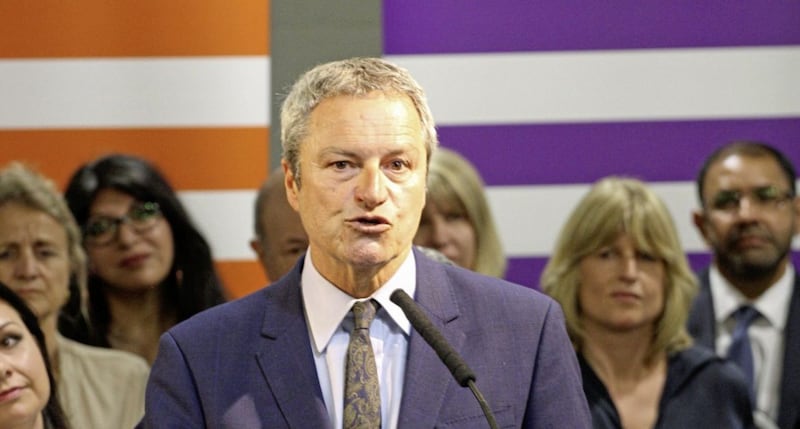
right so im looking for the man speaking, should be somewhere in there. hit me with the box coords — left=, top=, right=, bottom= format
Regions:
left=139, top=57, right=590, bottom=428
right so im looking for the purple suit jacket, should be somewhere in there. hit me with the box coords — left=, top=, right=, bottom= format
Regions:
left=138, top=248, right=591, bottom=428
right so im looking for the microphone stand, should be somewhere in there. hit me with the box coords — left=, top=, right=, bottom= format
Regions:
left=391, top=289, right=499, bottom=429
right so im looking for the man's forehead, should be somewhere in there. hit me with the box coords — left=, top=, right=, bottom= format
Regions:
left=705, top=154, right=788, bottom=185
left=705, top=154, right=789, bottom=190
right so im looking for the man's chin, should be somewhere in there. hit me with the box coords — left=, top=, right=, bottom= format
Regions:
left=725, top=251, right=784, bottom=279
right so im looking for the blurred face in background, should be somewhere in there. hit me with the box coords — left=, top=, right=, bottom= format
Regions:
left=414, top=199, right=476, bottom=270
left=694, top=154, right=798, bottom=281
left=0, top=203, right=70, bottom=325
left=250, top=185, right=309, bottom=282
left=577, top=233, right=665, bottom=334
left=84, top=188, right=175, bottom=292
left=0, top=301, right=49, bottom=429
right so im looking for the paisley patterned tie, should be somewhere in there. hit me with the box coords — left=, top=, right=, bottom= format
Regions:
left=343, top=300, right=381, bottom=429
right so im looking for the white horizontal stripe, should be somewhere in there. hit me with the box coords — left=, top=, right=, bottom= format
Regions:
left=179, top=183, right=799, bottom=262
left=178, top=189, right=258, bottom=261
left=0, top=56, right=269, bottom=129
left=489, top=181, right=800, bottom=257
left=387, top=46, right=800, bottom=125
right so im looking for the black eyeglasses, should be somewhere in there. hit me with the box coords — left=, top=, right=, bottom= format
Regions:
left=708, top=186, right=794, bottom=213
left=83, top=201, right=162, bottom=245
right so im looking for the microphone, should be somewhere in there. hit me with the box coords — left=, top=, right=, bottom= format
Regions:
left=390, top=289, right=499, bottom=429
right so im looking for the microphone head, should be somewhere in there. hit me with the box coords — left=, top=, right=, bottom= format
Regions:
left=390, top=289, right=476, bottom=386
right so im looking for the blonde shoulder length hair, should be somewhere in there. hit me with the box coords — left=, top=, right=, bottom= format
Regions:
left=425, top=147, right=506, bottom=277
left=541, top=177, right=697, bottom=361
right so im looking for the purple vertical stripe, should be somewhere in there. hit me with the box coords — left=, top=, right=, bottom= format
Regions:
left=384, top=1, right=800, bottom=54
left=437, top=118, right=800, bottom=186
left=507, top=252, right=799, bottom=291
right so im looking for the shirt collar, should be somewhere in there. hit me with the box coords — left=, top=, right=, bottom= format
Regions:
left=710, top=263, right=794, bottom=330
left=302, top=248, right=416, bottom=354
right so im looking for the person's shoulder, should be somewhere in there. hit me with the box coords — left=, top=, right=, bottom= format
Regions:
left=436, top=263, right=558, bottom=323
left=170, top=279, right=295, bottom=336
left=57, top=335, right=150, bottom=378
left=672, top=345, right=749, bottom=389
left=443, top=263, right=550, bottom=301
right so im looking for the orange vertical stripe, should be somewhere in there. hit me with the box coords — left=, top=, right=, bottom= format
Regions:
left=0, top=128, right=269, bottom=190
left=0, top=0, right=269, bottom=58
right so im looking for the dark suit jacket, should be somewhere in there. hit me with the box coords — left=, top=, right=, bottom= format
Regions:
left=688, top=268, right=800, bottom=429
left=581, top=346, right=754, bottom=428
left=138, top=248, right=591, bottom=428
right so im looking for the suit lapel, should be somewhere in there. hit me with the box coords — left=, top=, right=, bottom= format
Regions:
left=777, top=274, right=800, bottom=428
left=688, top=269, right=716, bottom=349
left=255, top=267, right=332, bottom=429
left=397, top=250, right=465, bottom=429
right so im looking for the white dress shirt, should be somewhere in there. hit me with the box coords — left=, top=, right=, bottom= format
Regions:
left=302, top=248, right=416, bottom=429
left=710, top=264, right=794, bottom=427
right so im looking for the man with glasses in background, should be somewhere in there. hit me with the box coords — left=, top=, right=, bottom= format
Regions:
left=690, top=141, right=800, bottom=429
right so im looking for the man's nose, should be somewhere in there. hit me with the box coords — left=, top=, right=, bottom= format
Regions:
left=735, top=196, right=759, bottom=221
left=355, top=166, right=388, bottom=209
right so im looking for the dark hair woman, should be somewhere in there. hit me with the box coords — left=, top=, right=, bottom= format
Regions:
left=63, top=154, right=226, bottom=364
left=0, top=282, right=71, bottom=429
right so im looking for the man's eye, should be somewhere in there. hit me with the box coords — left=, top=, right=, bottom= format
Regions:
left=332, top=161, right=350, bottom=170
left=388, top=160, right=407, bottom=171
left=754, top=186, right=780, bottom=202
left=712, top=191, right=740, bottom=210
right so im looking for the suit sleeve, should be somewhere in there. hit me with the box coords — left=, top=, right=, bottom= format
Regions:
left=523, top=300, right=592, bottom=428
left=137, top=332, right=206, bottom=429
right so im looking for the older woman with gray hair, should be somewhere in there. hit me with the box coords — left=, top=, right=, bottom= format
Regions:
left=0, top=162, right=149, bottom=429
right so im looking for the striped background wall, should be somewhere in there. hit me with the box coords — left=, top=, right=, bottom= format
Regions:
left=1, top=3, right=798, bottom=298
left=383, top=2, right=800, bottom=289
left=0, top=1, right=270, bottom=298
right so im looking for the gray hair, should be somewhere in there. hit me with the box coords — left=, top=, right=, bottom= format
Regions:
left=280, top=57, right=438, bottom=186
left=0, top=162, right=89, bottom=319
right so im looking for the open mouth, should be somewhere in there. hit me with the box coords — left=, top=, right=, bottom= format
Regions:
left=349, top=216, right=390, bottom=233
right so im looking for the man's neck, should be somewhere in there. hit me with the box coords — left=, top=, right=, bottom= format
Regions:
left=311, top=248, right=411, bottom=298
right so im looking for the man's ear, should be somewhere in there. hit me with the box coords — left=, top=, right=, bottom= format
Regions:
left=282, top=160, right=300, bottom=211
left=249, top=238, right=263, bottom=257
left=692, top=210, right=710, bottom=244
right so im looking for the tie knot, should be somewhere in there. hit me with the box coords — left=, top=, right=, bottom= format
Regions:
left=733, top=305, right=760, bottom=327
left=352, top=300, right=377, bottom=330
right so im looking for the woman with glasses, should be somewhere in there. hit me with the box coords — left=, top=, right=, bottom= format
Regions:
left=542, top=177, right=754, bottom=428
left=63, top=154, right=226, bottom=364
left=0, top=163, right=149, bottom=428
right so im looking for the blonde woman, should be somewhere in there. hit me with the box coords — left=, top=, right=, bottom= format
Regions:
left=414, top=147, right=506, bottom=277
left=542, top=177, right=753, bottom=429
